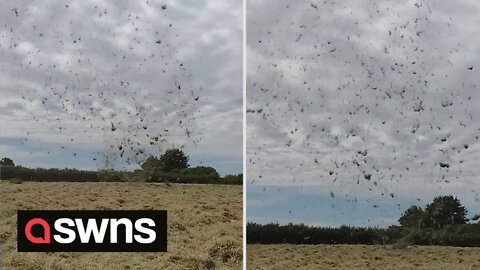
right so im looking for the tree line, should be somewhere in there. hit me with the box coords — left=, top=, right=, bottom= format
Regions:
left=0, top=149, right=242, bottom=185
left=247, top=195, right=480, bottom=247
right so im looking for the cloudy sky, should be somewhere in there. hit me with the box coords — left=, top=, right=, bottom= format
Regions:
left=0, top=0, right=242, bottom=175
left=247, top=0, right=480, bottom=227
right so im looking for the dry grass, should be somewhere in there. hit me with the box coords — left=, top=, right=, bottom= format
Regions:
left=247, top=244, right=480, bottom=270
left=0, top=181, right=242, bottom=269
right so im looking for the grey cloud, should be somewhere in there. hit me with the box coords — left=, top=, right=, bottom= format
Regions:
left=0, top=0, right=242, bottom=173
left=247, top=0, right=480, bottom=204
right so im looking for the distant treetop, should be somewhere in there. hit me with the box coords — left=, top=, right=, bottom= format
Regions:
left=0, top=157, right=14, bottom=167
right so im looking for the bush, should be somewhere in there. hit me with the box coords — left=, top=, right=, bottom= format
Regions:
left=97, top=170, right=126, bottom=182
left=247, top=223, right=387, bottom=245
left=221, top=174, right=243, bottom=185
left=0, top=164, right=240, bottom=185
left=247, top=222, right=480, bottom=247
left=175, top=166, right=220, bottom=179
left=144, top=167, right=241, bottom=185
left=0, top=166, right=99, bottom=182
left=147, top=170, right=219, bottom=184
left=5, top=178, right=23, bottom=184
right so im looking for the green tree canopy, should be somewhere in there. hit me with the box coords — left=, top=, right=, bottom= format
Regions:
left=398, top=205, right=425, bottom=228
left=0, top=157, right=14, bottom=167
left=141, top=156, right=161, bottom=171
left=177, top=166, right=219, bottom=178
left=424, top=195, right=468, bottom=229
left=158, top=149, right=189, bottom=172
left=141, top=149, right=189, bottom=172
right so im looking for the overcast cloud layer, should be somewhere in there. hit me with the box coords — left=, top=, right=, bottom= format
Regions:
left=0, top=0, right=242, bottom=175
left=247, top=0, right=480, bottom=225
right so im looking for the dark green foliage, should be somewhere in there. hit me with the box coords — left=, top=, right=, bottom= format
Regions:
left=398, top=196, right=467, bottom=229
left=97, top=170, right=126, bottom=182
left=139, top=150, right=241, bottom=185
left=395, top=225, right=480, bottom=247
left=147, top=166, right=217, bottom=184
left=248, top=196, right=477, bottom=247
left=247, top=222, right=480, bottom=247
left=221, top=174, right=243, bottom=185
left=0, top=150, right=240, bottom=185
left=147, top=170, right=214, bottom=184
left=175, top=166, right=220, bottom=178
left=5, top=178, right=23, bottom=184
left=247, top=223, right=388, bottom=245
left=141, top=156, right=161, bottom=171
left=141, top=149, right=189, bottom=172
left=0, top=165, right=240, bottom=185
left=0, top=157, right=14, bottom=166
left=158, top=149, right=189, bottom=172
left=145, top=167, right=240, bottom=185
left=424, top=195, right=468, bottom=229
left=0, top=166, right=99, bottom=182
left=399, top=205, right=425, bottom=228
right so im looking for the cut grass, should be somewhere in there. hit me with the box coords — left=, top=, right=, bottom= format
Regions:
left=0, top=182, right=242, bottom=269
left=247, top=244, right=480, bottom=269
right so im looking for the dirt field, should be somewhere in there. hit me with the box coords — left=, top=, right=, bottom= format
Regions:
left=0, top=181, right=242, bottom=270
left=247, top=244, right=480, bottom=270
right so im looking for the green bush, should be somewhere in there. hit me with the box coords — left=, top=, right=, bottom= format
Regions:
left=5, top=178, right=23, bottom=184
left=144, top=167, right=241, bottom=185
left=221, top=174, right=243, bottom=185
left=247, top=223, right=388, bottom=245
left=147, top=170, right=220, bottom=184
left=0, top=166, right=99, bottom=182
left=247, top=222, right=480, bottom=247
left=97, top=170, right=126, bottom=182
left=0, top=164, right=241, bottom=185
left=174, top=166, right=220, bottom=178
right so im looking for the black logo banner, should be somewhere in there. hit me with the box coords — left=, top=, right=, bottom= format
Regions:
left=17, top=210, right=167, bottom=252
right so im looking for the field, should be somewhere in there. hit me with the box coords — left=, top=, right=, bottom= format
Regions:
left=247, top=244, right=480, bottom=270
left=0, top=181, right=242, bottom=269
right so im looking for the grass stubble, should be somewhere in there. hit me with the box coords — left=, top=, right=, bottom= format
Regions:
left=0, top=181, right=242, bottom=270
left=247, top=243, right=480, bottom=270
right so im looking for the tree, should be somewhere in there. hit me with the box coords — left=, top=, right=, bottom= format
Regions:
left=399, top=205, right=425, bottom=228
left=424, top=195, right=467, bottom=229
left=179, top=166, right=219, bottom=178
left=141, top=156, right=161, bottom=171
left=0, top=157, right=14, bottom=167
left=222, top=174, right=243, bottom=185
left=140, top=149, right=189, bottom=173
left=158, top=149, right=189, bottom=172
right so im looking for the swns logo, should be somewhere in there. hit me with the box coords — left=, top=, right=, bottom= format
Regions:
left=18, top=210, right=167, bottom=252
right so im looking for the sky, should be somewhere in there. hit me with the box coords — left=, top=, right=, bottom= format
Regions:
left=0, top=0, right=242, bottom=176
left=247, top=0, right=480, bottom=227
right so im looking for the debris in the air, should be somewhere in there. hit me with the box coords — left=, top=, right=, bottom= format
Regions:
left=1, top=1, right=209, bottom=171
left=249, top=0, right=479, bottom=228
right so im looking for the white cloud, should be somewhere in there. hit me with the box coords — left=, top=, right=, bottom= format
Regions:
left=0, top=0, right=242, bottom=173
left=247, top=0, right=480, bottom=205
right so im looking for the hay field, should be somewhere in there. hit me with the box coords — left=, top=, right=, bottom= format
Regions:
left=247, top=244, right=480, bottom=270
left=0, top=181, right=242, bottom=270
